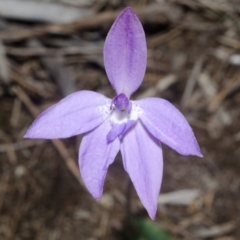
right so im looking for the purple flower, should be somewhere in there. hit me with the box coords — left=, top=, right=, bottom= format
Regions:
left=24, top=7, right=202, bottom=219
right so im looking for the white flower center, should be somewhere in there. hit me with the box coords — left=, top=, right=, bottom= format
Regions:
left=109, top=102, right=142, bottom=126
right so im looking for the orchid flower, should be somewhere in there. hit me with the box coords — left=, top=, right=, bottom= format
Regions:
left=24, top=7, right=202, bottom=219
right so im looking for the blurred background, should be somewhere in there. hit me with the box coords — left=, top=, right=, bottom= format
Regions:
left=0, top=0, right=240, bottom=239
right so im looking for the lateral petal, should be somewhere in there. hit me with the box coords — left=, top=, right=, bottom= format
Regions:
left=121, top=122, right=163, bottom=220
left=136, top=98, right=202, bottom=156
left=24, top=91, right=111, bottom=139
left=79, top=121, right=120, bottom=199
left=104, top=7, right=147, bottom=97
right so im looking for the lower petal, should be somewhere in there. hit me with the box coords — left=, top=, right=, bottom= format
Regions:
left=79, top=121, right=120, bottom=199
left=121, top=122, right=163, bottom=220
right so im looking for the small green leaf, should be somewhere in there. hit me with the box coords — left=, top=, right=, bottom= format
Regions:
left=134, top=218, right=174, bottom=240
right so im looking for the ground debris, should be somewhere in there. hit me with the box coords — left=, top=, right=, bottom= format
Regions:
left=0, top=0, right=239, bottom=239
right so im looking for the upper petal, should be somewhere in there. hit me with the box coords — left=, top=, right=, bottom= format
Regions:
left=79, top=121, right=120, bottom=199
left=136, top=98, right=202, bottom=157
left=24, top=91, right=111, bottom=139
left=104, top=7, right=147, bottom=97
left=121, top=122, right=163, bottom=220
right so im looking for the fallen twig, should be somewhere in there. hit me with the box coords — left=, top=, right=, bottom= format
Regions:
left=0, top=4, right=183, bottom=42
left=0, top=41, right=9, bottom=84
left=0, top=139, right=44, bottom=153
left=28, top=40, right=76, bottom=97
left=181, top=55, right=204, bottom=108
left=0, top=0, right=92, bottom=23
left=11, top=86, right=84, bottom=186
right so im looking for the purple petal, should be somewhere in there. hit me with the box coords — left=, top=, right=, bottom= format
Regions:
left=118, top=120, right=136, bottom=140
left=107, top=123, right=125, bottom=143
left=136, top=98, right=202, bottom=157
left=104, top=7, right=147, bottom=97
left=24, top=91, right=111, bottom=139
left=121, top=122, right=163, bottom=219
left=79, top=121, right=120, bottom=199
left=107, top=120, right=136, bottom=143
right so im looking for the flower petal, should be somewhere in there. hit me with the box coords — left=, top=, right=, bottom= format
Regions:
left=107, top=120, right=136, bottom=143
left=118, top=120, right=136, bottom=140
left=107, top=123, right=125, bottom=143
left=104, top=7, right=147, bottom=97
left=79, top=121, right=120, bottom=199
left=121, top=122, right=163, bottom=219
left=136, top=98, right=202, bottom=156
left=24, top=91, right=111, bottom=139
